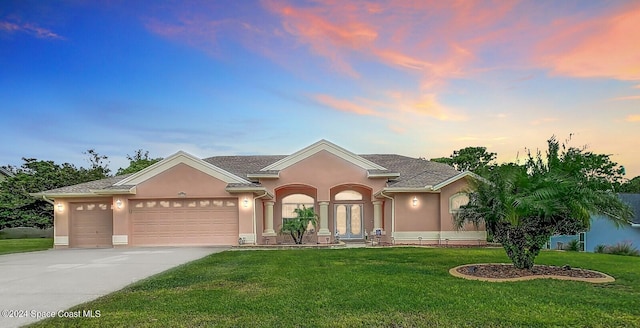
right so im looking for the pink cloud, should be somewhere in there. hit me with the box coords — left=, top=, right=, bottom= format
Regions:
left=536, top=3, right=640, bottom=81
left=0, top=21, right=64, bottom=39
left=313, top=94, right=380, bottom=116
left=627, top=115, right=640, bottom=122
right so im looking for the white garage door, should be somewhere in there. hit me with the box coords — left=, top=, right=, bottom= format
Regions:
left=130, top=198, right=238, bottom=246
left=70, top=202, right=113, bottom=248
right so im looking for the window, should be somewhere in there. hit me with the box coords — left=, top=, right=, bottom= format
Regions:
left=281, top=194, right=315, bottom=228
left=449, top=193, right=469, bottom=213
left=335, top=190, right=363, bottom=201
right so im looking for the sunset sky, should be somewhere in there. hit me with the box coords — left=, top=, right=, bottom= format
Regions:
left=1, top=0, right=639, bottom=178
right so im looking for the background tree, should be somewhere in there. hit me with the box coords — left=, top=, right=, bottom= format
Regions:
left=431, top=146, right=497, bottom=173
left=117, top=149, right=162, bottom=175
left=620, top=176, right=640, bottom=193
left=0, top=150, right=111, bottom=229
left=280, top=206, right=317, bottom=244
left=454, top=137, right=633, bottom=269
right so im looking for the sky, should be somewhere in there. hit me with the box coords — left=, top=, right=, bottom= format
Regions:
left=1, top=0, right=639, bottom=178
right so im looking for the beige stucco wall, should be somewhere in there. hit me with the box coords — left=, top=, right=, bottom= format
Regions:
left=439, top=177, right=479, bottom=231
left=394, top=193, right=440, bottom=232
left=260, top=151, right=387, bottom=200
left=260, top=150, right=388, bottom=243
left=131, top=163, right=231, bottom=199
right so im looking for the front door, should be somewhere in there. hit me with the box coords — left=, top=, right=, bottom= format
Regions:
left=335, top=204, right=363, bottom=240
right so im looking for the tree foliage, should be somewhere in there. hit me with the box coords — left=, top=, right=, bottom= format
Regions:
left=0, top=151, right=111, bottom=229
left=454, top=137, right=633, bottom=269
left=280, top=206, right=318, bottom=244
left=431, top=146, right=497, bottom=173
left=116, top=149, right=162, bottom=175
left=620, top=176, right=640, bottom=193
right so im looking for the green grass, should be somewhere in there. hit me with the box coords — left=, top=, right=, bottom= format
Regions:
left=32, top=248, right=640, bottom=327
left=0, top=238, right=52, bottom=255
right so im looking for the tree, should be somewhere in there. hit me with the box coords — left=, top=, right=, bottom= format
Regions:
left=116, top=149, right=162, bottom=175
left=620, top=176, right=640, bottom=193
left=280, top=206, right=318, bottom=244
left=454, top=137, right=633, bottom=269
left=431, top=146, right=497, bottom=173
left=0, top=151, right=111, bottom=229
left=82, top=149, right=111, bottom=180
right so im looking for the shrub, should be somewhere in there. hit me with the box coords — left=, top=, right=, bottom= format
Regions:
left=594, top=244, right=607, bottom=253
left=565, top=239, right=581, bottom=251
left=605, top=242, right=640, bottom=257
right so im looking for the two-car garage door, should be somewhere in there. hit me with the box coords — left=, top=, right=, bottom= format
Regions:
left=130, top=198, right=238, bottom=246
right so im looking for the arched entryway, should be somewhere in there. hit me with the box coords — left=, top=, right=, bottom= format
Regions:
left=330, top=185, right=373, bottom=241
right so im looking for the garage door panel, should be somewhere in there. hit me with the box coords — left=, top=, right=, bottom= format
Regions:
left=130, top=199, right=238, bottom=246
left=70, top=202, right=113, bottom=248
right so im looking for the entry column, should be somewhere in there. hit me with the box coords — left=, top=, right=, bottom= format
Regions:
left=373, top=200, right=383, bottom=233
left=263, top=201, right=276, bottom=235
left=317, top=201, right=331, bottom=240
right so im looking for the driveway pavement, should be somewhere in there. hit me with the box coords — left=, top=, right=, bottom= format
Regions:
left=0, top=247, right=227, bottom=328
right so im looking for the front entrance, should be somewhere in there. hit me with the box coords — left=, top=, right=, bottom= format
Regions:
left=334, top=204, right=363, bottom=240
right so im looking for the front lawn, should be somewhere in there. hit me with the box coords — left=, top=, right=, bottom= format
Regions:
left=32, top=248, right=640, bottom=327
left=0, top=238, right=52, bottom=255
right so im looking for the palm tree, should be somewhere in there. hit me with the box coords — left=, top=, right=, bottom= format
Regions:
left=454, top=137, right=633, bottom=269
left=280, top=206, right=318, bottom=244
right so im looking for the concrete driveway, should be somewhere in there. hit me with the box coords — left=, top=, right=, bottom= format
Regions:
left=0, top=247, right=227, bottom=328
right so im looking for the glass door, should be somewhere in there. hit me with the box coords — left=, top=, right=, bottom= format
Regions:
left=335, top=204, right=363, bottom=239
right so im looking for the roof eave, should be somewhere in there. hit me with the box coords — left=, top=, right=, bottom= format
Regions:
left=374, top=187, right=438, bottom=196
left=30, top=192, right=108, bottom=198
left=432, top=171, right=482, bottom=190
left=89, top=186, right=137, bottom=195
left=367, top=172, right=400, bottom=178
left=246, top=173, right=280, bottom=179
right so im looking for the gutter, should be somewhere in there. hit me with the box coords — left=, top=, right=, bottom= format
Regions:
left=41, top=195, right=55, bottom=205
left=632, top=224, right=640, bottom=228
left=253, top=191, right=269, bottom=245
left=379, top=190, right=394, bottom=243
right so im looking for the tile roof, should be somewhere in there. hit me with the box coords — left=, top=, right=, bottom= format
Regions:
left=38, top=153, right=462, bottom=195
left=360, top=154, right=461, bottom=188
left=619, top=193, right=640, bottom=224
left=38, top=174, right=133, bottom=195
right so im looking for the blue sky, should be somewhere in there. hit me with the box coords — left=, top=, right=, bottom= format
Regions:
left=1, top=0, right=639, bottom=177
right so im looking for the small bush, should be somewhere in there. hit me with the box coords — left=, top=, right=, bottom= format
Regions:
left=564, top=239, right=581, bottom=251
left=605, top=242, right=640, bottom=257
left=594, top=244, right=607, bottom=253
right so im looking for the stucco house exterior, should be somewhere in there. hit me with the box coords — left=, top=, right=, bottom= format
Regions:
left=549, top=193, right=640, bottom=252
left=34, top=140, right=485, bottom=248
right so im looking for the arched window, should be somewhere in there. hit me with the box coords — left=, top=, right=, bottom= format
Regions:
left=335, top=190, right=363, bottom=201
left=282, top=194, right=314, bottom=220
left=449, top=193, right=469, bottom=213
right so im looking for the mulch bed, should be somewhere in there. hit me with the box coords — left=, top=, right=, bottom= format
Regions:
left=456, top=264, right=607, bottom=279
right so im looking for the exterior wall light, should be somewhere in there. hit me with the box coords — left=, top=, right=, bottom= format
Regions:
left=412, top=196, right=418, bottom=206
left=115, top=199, right=123, bottom=209
left=56, top=203, right=63, bottom=212
left=243, top=198, right=250, bottom=208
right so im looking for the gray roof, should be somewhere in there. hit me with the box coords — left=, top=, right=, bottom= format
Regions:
left=37, top=174, right=133, bottom=195
left=619, top=193, right=640, bottom=224
left=38, top=153, right=462, bottom=195
left=205, top=153, right=461, bottom=189
left=0, top=167, right=14, bottom=177
left=360, top=154, right=460, bottom=188
left=203, top=156, right=286, bottom=179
